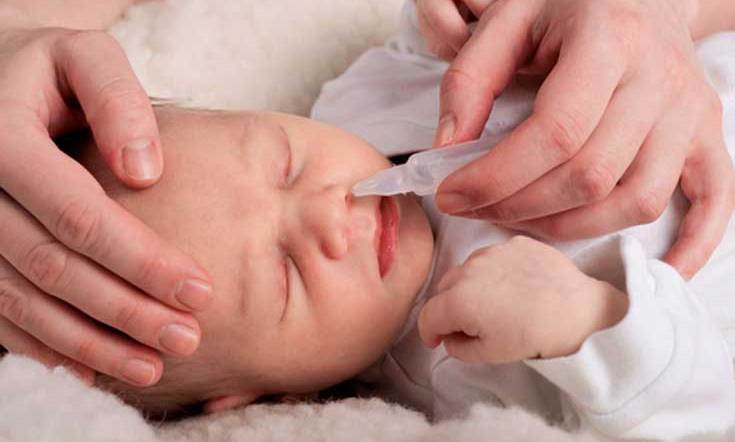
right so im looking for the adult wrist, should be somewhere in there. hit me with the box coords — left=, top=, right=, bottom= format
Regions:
left=0, top=4, right=38, bottom=29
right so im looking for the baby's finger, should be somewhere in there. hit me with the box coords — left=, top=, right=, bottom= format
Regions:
left=0, top=256, right=162, bottom=386
left=436, top=264, right=465, bottom=293
left=54, top=30, right=162, bottom=188
left=0, top=190, right=201, bottom=356
left=418, top=293, right=477, bottom=348
left=665, top=138, right=735, bottom=279
left=0, top=317, right=95, bottom=385
left=441, top=332, right=488, bottom=363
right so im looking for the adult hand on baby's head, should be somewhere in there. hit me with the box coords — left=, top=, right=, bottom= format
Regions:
left=417, top=0, right=735, bottom=279
left=0, top=26, right=211, bottom=386
left=417, top=236, right=628, bottom=363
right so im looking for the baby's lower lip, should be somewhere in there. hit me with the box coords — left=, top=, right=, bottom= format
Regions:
left=376, top=196, right=398, bottom=278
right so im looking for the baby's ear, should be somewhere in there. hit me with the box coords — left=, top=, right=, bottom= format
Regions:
left=203, top=393, right=259, bottom=414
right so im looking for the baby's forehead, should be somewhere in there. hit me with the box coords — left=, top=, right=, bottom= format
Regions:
left=158, top=109, right=290, bottom=163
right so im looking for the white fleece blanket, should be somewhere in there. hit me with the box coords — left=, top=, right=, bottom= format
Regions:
left=1, top=1, right=732, bottom=441
left=0, top=355, right=602, bottom=442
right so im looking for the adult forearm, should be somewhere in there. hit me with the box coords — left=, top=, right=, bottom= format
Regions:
left=0, top=0, right=139, bottom=30
left=690, top=0, right=735, bottom=39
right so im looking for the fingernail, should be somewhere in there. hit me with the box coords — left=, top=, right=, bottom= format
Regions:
left=121, top=359, right=157, bottom=386
left=122, top=138, right=159, bottom=181
left=175, top=278, right=213, bottom=311
left=435, top=113, right=456, bottom=147
left=159, top=324, right=200, bottom=355
left=436, top=192, right=473, bottom=213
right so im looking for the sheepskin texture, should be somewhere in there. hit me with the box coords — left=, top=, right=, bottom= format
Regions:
left=110, top=0, right=405, bottom=115
left=0, top=355, right=607, bottom=442
left=1, top=1, right=721, bottom=441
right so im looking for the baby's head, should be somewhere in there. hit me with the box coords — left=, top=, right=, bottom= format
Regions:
left=78, top=108, right=434, bottom=417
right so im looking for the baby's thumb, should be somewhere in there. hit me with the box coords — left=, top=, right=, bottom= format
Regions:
left=442, top=333, right=487, bottom=363
left=418, top=294, right=465, bottom=349
left=54, top=31, right=163, bottom=188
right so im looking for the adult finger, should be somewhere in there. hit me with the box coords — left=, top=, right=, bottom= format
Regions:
left=461, top=0, right=496, bottom=19
left=434, top=0, right=541, bottom=147
left=437, top=29, right=626, bottom=214
left=54, top=31, right=162, bottom=188
left=0, top=256, right=162, bottom=386
left=0, top=191, right=201, bottom=356
left=461, top=80, right=657, bottom=222
left=416, top=0, right=471, bottom=60
left=0, top=317, right=95, bottom=385
left=0, top=125, right=213, bottom=313
left=665, top=139, right=735, bottom=279
left=505, top=126, right=684, bottom=242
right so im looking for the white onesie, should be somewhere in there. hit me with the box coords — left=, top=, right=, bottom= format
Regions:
left=312, top=2, right=735, bottom=440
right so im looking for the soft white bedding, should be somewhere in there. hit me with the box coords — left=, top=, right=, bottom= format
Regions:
left=1, top=1, right=733, bottom=441
left=1, top=354, right=602, bottom=442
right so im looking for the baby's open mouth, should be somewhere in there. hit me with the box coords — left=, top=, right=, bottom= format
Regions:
left=375, top=196, right=398, bottom=277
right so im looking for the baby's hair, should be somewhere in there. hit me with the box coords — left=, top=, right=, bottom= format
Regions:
left=97, top=356, right=215, bottom=420
left=98, top=355, right=374, bottom=421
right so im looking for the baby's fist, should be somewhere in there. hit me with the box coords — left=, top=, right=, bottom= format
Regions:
left=418, top=236, right=628, bottom=363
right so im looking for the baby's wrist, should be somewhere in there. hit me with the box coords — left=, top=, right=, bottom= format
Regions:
left=539, top=279, right=628, bottom=359
left=585, top=280, right=628, bottom=333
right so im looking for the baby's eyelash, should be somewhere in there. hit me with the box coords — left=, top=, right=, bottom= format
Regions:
left=280, top=253, right=290, bottom=298
left=278, top=125, right=293, bottom=186
left=281, top=254, right=303, bottom=302
left=282, top=141, right=292, bottom=184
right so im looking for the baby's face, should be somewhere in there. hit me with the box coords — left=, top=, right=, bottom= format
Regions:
left=82, top=108, right=434, bottom=404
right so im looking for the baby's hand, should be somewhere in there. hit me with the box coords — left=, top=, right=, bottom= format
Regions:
left=418, top=236, right=628, bottom=363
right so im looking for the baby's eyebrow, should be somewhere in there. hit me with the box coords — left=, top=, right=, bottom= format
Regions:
left=233, top=115, right=291, bottom=177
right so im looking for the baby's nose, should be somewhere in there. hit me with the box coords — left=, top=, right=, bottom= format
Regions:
left=303, top=185, right=350, bottom=259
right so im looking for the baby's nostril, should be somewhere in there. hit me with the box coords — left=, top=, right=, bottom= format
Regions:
left=345, top=192, right=354, bottom=210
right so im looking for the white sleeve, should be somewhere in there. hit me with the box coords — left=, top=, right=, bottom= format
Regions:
left=525, top=237, right=735, bottom=440
left=309, top=1, right=448, bottom=157
left=310, top=0, right=535, bottom=158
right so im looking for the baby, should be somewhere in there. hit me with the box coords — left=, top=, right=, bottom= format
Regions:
left=76, top=6, right=735, bottom=441
left=78, top=107, right=435, bottom=415
left=78, top=100, right=735, bottom=439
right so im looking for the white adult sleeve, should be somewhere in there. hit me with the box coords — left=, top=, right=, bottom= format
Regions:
left=526, top=237, right=735, bottom=441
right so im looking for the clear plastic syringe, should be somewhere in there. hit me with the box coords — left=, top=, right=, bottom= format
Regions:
left=352, top=133, right=505, bottom=197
